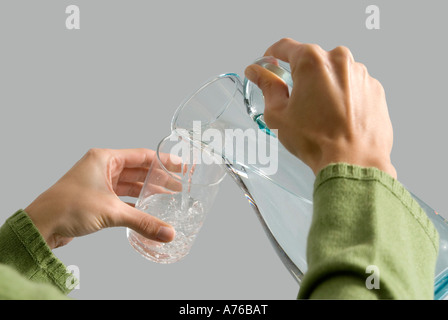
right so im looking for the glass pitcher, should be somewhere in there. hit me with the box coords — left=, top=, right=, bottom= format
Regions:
left=169, top=57, right=448, bottom=299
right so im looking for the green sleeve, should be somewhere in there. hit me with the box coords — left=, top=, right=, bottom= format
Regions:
left=298, top=163, right=439, bottom=299
left=0, top=210, right=77, bottom=299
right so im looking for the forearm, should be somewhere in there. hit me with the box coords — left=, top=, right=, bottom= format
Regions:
left=298, top=163, right=439, bottom=299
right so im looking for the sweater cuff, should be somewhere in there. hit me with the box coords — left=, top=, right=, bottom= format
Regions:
left=0, top=210, right=77, bottom=295
left=298, top=163, right=439, bottom=299
left=314, top=163, right=439, bottom=251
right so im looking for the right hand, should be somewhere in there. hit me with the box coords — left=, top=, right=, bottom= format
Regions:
left=245, top=38, right=397, bottom=178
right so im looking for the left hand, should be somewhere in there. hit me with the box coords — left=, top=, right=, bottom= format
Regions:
left=25, top=148, right=176, bottom=249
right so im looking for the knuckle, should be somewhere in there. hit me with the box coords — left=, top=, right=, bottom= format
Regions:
left=295, top=44, right=325, bottom=70
left=85, top=148, right=114, bottom=163
left=267, top=37, right=296, bottom=55
left=330, top=45, right=354, bottom=63
left=138, top=216, right=157, bottom=237
left=277, top=37, right=296, bottom=46
left=333, top=45, right=350, bottom=54
left=355, top=62, right=368, bottom=73
left=368, top=75, right=386, bottom=96
left=300, top=43, right=322, bottom=58
left=355, top=62, right=370, bottom=79
left=374, top=78, right=386, bottom=95
left=86, top=148, right=103, bottom=158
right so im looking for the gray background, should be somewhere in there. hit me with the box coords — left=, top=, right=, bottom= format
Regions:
left=0, top=0, right=447, bottom=299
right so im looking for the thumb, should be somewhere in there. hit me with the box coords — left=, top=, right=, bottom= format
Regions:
left=244, top=64, right=290, bottom=113
left=117, top=202, right=176, bottom=242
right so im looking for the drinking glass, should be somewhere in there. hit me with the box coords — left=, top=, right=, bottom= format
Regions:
left=127, top=133, right=226, bottom=263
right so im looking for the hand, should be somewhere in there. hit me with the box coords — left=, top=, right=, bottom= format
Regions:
left=25, top=148, right=176, bottom=249
left=245, top=38, right=397, bottom=178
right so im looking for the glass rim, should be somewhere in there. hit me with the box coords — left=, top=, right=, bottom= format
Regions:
left=170, top=73, right=240, bottom=132
left=155, top=133, right=227, bottom=187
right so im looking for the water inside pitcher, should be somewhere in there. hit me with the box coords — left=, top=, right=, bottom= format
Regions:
left=170, top=57, right=448, bottom=299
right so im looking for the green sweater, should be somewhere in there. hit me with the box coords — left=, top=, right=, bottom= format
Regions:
left=0, top=210, right=76, bottom=299
left=298, top=164, right=438, bottom=299
left=0, top=164, right=439, bottom=299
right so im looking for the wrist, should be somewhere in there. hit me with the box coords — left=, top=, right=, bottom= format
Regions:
left=25, top=190, right=66, bottom=250
left=25, top=205, right=54, bottom=249
left=314, top=149, right=397, bottom=179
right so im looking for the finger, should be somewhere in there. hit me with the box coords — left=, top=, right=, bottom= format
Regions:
left=147, top=168, right=183, bottom=192
left=118, top=167, right=149, bottom=183
left=115, top=181, right=144, bottom=198
left=158, top=152, right=183, bottom=173
left=265, top=38, right=327, bottom=68
left=117, top=202, right=176, bottom=242
left=264, top=38, right=304, bottom=63
left=112, top=148, right=157, bottom=169
left=144, top=183, right=178, bottom=196
left=329, top=45, right=355, bottom=64
left=245, top=64, right=289, bottom=112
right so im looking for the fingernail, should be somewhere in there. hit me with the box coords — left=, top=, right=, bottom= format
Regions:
left=156, top=226, right=176, bottom=242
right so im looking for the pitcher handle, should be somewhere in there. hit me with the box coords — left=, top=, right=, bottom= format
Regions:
left=243, top=56, right=293, bottom=132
